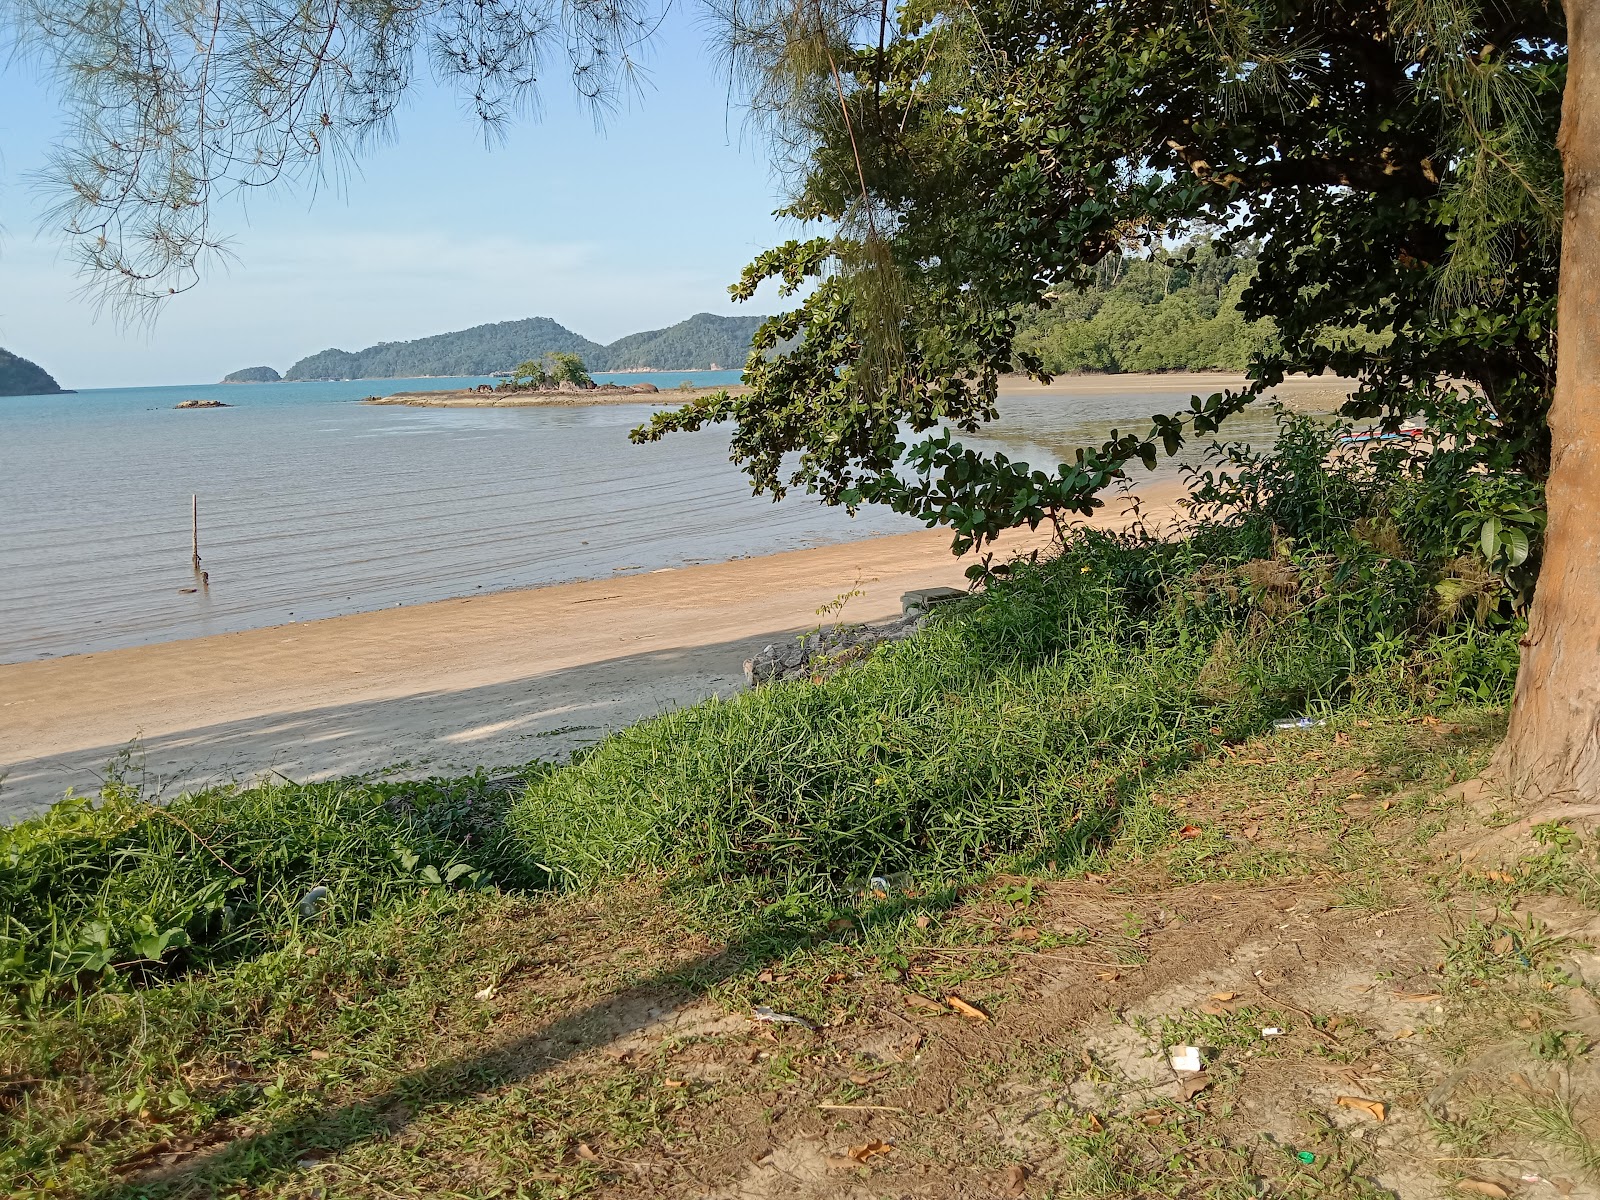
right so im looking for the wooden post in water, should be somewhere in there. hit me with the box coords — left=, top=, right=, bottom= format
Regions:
left=191, top=494, right=201, bottom=569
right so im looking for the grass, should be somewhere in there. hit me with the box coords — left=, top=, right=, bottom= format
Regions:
left=0, top=425, right=1564, bottom=1195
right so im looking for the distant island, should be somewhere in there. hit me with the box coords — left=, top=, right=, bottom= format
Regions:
left=0, top=348, right=68, bottom=397
left=221, top=366, right=282, bottom=383
left=227, top=312, right=766, bottom=382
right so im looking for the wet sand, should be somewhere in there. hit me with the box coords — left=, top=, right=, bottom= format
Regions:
left=0, top=483, right=1187, bottom=820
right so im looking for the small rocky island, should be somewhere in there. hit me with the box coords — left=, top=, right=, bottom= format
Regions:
left=0, top=347, right=69, bottom=397
left=221, top=365, right=282, bottom=383
left=175, top=399, right=232, bottom=409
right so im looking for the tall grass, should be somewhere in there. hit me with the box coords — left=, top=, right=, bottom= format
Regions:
left=508, top=521, right=1518, bottom=894
left=0, top=770, right=538, bottom=1012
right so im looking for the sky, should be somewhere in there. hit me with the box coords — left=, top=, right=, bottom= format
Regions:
left=0, top=9, right=798, bottom=388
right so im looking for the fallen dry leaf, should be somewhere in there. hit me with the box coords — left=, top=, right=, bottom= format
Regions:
left=1393, top=1028, right=1415, bottom=1040
left=473, top=983, right=498, bottom=1002
left=946, top=995, right=992, bottom=1022
left=1492, top=935, right=1515, bottom=955
left=577, top=1143, right=600, bottom=1162
left=1177, top=1073, right=1211, bottom=1101
left=1455, top=1181, right=1509, bottom=1199
left=1085, top=873, right=1111, bottom=884
left=307, top=1049, right=330, bottom=1062
left=828, top=917, right=855, bottom=931
left=1004, top=1163, right=1030, bottom=1196
left=1336, top=1096, right=1386, bottom=1121
left=756, top=970, right=774, bottom=983
left=906, top=994, right=945, bottom=1013
left=848, top=1139, right=894, bottom=1163
left=1346, top=792, right=1366, bottom=801
left=849, top=1072, right=876, bottom=1086
left=1138, top=1110, right=1164, bottom=1126
left=1178, top=825, right=1203, bottom=839
left=1483, top=870, right=1515, bottom=884
left=1400, top=992, right=1443, bottom=1002
left=915, top=915, right=931, bottom=930
left=1010, top=926, right=1041, bottom=942
left=824, top=1155, right=861, bottom=1171
left=1210, top=991, right=1238, bottom=1001
left=1096, top=970, right=1121, bottom=982
left=663, top=1078, right=687, bottom=1089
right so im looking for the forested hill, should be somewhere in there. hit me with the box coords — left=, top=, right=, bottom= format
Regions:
left=282, top=313, right=766, bottom=381
left=0, top=348, right=65, bottom=396
left=1013, top=240, right=1279, bottom=374
left=598, top=313, right=765, bottom=371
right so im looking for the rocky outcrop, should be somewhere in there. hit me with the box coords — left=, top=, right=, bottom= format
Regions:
left=744, top=587, right=968, bottom=686
left=174, top=399, right=232, bottom=409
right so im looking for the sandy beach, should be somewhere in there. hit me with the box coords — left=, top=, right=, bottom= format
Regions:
left=0, top=482, right=1187, bottom=821
left=364, top=371, right=1354, bottom=410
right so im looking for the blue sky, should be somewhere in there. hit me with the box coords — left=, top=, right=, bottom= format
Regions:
left=0, top=9, right=797, bottom=388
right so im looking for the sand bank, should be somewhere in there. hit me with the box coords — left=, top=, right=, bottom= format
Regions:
left=0, top=483, right=1186, bottom=821
left=365, top=372, right=1356, bottom=410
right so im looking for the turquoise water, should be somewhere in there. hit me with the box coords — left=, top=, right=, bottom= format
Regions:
left=1, top=372, right=1282, bottom=663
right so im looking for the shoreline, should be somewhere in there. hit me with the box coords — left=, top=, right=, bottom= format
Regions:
left=363, top=371, right=1357, bottom=410
left=0, top=481, right=1187, bottom=821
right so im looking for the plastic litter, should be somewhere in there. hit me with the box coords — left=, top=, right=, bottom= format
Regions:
left=752, top=1005, right=816, bottom=1031
left=1169, top=1045, right=1203, bottom=1073
left=1296, top=1151, right=1317, bottom=1165
left=1262, top=1027, right=1284, bottom=1037
left=1273, top=717, right=1329, bottom=733
left=299, top=885, right=329, bottom=919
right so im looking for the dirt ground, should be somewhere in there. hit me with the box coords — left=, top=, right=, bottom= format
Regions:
left=84, top=713, right=1600, bottom=1200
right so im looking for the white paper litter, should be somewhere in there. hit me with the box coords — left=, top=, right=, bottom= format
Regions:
left=752, top=1005, right=816, bottom=1031
left=1169, top=1044, right=1203, bottom=1072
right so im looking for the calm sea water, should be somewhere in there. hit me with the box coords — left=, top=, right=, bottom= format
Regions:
left=0, top=372, right=1281, bottom=663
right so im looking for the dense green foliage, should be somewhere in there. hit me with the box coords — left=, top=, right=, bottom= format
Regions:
left=638, top=0, right=1561, bottom=572
left=1014, top=241, right=1277, bottom=374
left=220, top=365, right=282, bottom=383
left=0, top=348, right=64, bottom=397
left=0, top=769, right=538, bottom=1012
left=283, top=313, right=766, bottom=380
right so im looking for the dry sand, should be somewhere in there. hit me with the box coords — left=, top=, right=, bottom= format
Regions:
left=0, top=483, right=1187, bottom=821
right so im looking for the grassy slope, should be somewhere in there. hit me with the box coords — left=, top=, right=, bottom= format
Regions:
left=10, top=711, right=1600, bottom=1199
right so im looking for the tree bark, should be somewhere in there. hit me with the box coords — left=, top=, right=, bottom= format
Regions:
left=1493, top=0, right=1600, bottom=803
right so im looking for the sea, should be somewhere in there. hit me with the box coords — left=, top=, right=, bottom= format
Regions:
left=0, top=371, right=1285, bottom=664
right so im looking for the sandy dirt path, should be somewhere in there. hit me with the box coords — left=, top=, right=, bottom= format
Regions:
left=0, top=485, right=1185, bottom=819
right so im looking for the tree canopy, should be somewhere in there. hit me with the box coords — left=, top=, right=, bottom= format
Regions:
left=637, top=0, right=1563, bottom=554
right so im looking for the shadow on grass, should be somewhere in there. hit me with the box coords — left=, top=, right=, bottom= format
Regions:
left=88, top=879, right=1039, bottom=1198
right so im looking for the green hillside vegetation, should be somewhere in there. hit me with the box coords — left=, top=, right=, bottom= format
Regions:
left=0, top=348, right=65, bottom=396
left=599, top=312, right=765, bottom=370
left=282, top=313, right=766, bottom=381
left=1013, top=241, right=1279, bottom=374
left=220, top=366, right=282, bottom=383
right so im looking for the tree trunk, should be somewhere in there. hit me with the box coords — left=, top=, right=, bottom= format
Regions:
left=1493, top=0, right=1600, bottom=803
